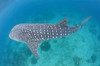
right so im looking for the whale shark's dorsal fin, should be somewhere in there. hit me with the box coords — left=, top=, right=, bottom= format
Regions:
left=27, top=41, right=41, bottom=58
left=56, top=18, right=67, bottom=26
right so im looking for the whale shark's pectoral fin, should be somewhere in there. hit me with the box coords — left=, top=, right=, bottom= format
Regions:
left=27, top=41, right=41, bottom=58
left=56, top=18, right=68, bottom=26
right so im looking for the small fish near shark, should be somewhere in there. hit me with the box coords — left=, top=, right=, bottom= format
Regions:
left=9, top=16, right=92, bottom=58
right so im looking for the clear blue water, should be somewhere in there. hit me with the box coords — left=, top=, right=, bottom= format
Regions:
left=0, top=0, right=100, bottom=66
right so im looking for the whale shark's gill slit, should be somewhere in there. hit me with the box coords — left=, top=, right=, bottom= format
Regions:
left=27, top=41, right=41, bottom=58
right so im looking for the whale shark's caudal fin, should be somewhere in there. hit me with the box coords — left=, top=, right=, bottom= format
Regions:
left=27, top=41, right=41, bottom=58
left=56, top=18, right=68, bottom=26
left=80, top=16, right=92, bottom=26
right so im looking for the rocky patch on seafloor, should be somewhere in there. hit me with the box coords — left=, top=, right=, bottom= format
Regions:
left=31, top=57, right=38, bottom=64
left=73, top=56, right=82, bottom=66
left=40, top=41, right=51, bottom=51
left=86, top=54, right=97, bottom=63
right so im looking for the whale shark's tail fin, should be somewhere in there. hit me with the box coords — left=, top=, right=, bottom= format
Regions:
left=80, top=16, right=92, bottom=26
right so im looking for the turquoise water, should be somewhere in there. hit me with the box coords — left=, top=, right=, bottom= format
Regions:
left=0, top=0, right=100, bottom=66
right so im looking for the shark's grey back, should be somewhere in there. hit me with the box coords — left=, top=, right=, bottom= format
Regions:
left=16, top=24, right=62, bottom=42
left=18, top=20, right=80, bottom=43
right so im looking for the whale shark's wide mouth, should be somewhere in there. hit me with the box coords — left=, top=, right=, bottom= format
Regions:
left=9, top=28, right=20, bottom=41
left=9, top=31, right=20, bottom=42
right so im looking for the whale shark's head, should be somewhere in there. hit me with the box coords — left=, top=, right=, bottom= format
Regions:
left=9, top=24, right=28, bottom=43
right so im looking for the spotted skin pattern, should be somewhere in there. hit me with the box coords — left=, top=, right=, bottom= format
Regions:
left=9, top=16, right=91, bottom=58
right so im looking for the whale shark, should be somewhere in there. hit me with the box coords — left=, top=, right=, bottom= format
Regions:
left=9, top=16, right=92, bottom=58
